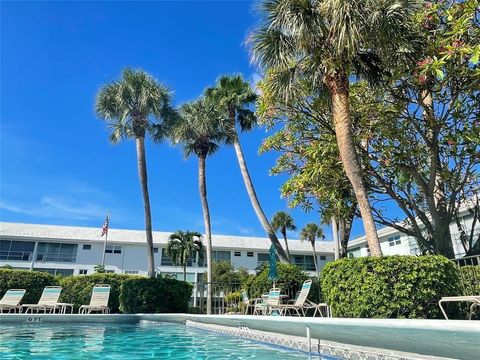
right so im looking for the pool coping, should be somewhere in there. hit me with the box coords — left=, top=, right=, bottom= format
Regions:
left=1, top=313, right=478, bottom=359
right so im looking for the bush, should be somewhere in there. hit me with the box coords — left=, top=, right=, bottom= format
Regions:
left=0, top=269, right=57, bottom=304
left=58, top=273, right=131, bottom=313
left=245, top=263, right=308, bottom=299
left=120, top=275, right=193, bottom=313
left=320, top=255, right=460, bottom=319
left=458, top=265, right=480, bottom=295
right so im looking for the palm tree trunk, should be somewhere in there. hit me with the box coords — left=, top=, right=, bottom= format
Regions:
left=311, top=241, right=319, bottom=274
left=232, top=138, right=289, bottom=263
left=198, top=154, right=213, bottom=315
left=135, top=136, right=156, bottom=277
left=325, top=73, right=382, bottom=257
left=184, top=264, right=187, bottom=281
left=331, top=217, right=340, bottom=260
left=281, top=229, right=291, bottom=261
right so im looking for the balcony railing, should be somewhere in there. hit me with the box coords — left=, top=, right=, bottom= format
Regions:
left=36, top=252, right=77, bottom=263
left=0, top=250, right=33, bottom=261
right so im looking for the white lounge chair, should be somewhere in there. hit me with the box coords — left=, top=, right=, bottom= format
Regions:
left=0, top=289, right=26, bottom=313
left=274, top=279, right=312, bottom=316
left=439, top=295, right=480, bottom=320
left=240, top=289, right=256, bottom=315
left=21, top=286, right=64, bottom=314
left=253, top=288, right=281, bottom=315
left=79, top=284, right=111, bottom=314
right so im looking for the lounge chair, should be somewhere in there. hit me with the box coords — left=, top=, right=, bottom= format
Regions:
left=0, top=289, right=26, bottom=313
left=439, top=295, right=480, bottom=320
left=240, top=289, right=256, bottom=315
left=253, top=288, right=281, bottom=315
left=21, top=286, right=63, bottom=314
left=79, top=284, right=111, bottom=314
left=274, top=279, right=312, bottom=316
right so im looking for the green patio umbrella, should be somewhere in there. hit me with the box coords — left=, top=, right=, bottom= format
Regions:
left=268, top=243, right=278, bottom=289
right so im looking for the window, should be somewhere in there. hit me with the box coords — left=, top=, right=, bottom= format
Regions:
left=234, top=251, right=241, bottom=257
left=0, top=240, right=35, bottom=261
left=105, top=270, right=115, bottom=274
left=82, top=244, right=91, bottom=250
left=347, top=252, right=354, bottom=259
left=257, top=253, right=271, bottom=267
left=291, top=255, right=316, bottom=271
left=319, top=255, right=326, bottom=261
left=125, top=270, right=139, bottom=275
left=246, top=251, right=254, bottom=257
left=198, top=250, right=231, bottom=267
left=79, top=269, right=88, bottom=275
left=161, top=249, right=195, bottom=267
left=33, top=268, right=74, bottom=276
left=36, top=243, right=77, bottom=262
left=153, top=247, right=158, bottom=253
left=388, top=235, right=401, bottom=247
left=105, top=245, right=122, bottom=254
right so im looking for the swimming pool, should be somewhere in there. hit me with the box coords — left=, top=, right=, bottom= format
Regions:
left=0, top=321, right=334, bottom=359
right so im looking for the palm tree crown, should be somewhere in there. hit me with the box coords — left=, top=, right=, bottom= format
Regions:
left=166, top=230, right=204, bottom=280
left=300, top=223, right=324, bottom=246
left=172, top=98, right=228, bottom=157
left=96, top=67, right=175, bottom=142
left=272, top=211, right=296, bottom=235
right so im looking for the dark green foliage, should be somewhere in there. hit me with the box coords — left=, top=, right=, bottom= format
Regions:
left=58, top=273, right=131, bottom=312
left=0, top=269, right=57, bottom=304
left=245, top=263, right=308, bottom=298
left=120, top=275, right=193, bottom=313
left=321, top=256, right=460, bottom=318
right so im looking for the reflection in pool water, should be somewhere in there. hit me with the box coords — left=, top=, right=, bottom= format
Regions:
left=0, top=321, right=336, bottom=359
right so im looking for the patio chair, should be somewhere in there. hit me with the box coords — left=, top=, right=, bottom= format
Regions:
left=79, top=284, right=111, bottom=314
left=0, top=289, right=26, bottom=313
left=240, top=289, right=256, bottom=315
left=21, top=286, right=63, bottom=314
left=274, top=279, right=312, bottom=316
left=253, top=288, right=281, bottom=315
left=439, top=295, right=480, bottom=320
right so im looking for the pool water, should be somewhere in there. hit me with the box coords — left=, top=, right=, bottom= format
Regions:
left=0, top=321, right=334, bottom=359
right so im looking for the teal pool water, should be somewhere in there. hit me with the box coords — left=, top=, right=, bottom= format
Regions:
left=0, top=321, right=332, bottom=359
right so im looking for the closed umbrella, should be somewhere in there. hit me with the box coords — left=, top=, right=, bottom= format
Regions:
left=268, top=244, right=278, bottom=289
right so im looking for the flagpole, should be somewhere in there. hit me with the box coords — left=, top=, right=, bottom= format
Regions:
left=101, top=212, right=109, bottom=267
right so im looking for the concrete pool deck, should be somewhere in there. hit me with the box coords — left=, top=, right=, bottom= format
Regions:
left=1, top=313, right=478, bottom=359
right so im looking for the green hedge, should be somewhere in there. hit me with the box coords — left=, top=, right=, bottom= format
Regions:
left=320, top=255, right=460, bottom=319
left=459, top=265, right=480, bottom=295
left=0, top=269, right=57, bottom=304
left=120, top=276, right=193, bottom=313
left=58, top=273, right=131, bottom=312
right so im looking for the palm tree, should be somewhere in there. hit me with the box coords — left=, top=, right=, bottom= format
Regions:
left=170, top=97, right=226, bottom=314
left=205, top=75, right=289, bottom=262
left=96, top=68, right=174, bottom=277
left=299, top=223, right=324, bottom=274
left=271, top=211, right=296, bottom=261
left=250, top=0, right=419, bottom=256
left=166, top=231, right=204, bottom=281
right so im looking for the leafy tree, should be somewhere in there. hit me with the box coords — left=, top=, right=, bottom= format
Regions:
left=93, top=265, right=106, bottom=274
left=299, top=223, right=324, bottom=274
left=205, top=75, right=289, bottom=262
left=250, top=0, right=421, bottom=256
left=271, top=211, right=296, bottom=260
left=353, top=1, right=479, bottom=257
left=96, top=68, right=175, bottom=277
left=171, top=97, right=227, bottom=314
left=166, top=231, right=204, bottom=281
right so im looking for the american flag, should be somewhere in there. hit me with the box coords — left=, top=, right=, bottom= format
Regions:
left=101, top=215, right=109, bottom=237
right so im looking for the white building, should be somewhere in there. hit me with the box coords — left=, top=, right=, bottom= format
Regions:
left=347, top=207, right=479, bottom=259
left=0, top=222, right=335, bottom=279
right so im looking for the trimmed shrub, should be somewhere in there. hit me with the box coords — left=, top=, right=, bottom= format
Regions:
left=0, top=269, right=57, bottom=304
left=58, top=273, right=131, bottom=313
left=120, top=275, right=193, bottom=313
left=320, top=255, right=460, bottom=319
left=244, top=263, right=308, bottom=299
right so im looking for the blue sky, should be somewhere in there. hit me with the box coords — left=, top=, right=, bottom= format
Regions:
left=1, top=1, right=371, bottom=240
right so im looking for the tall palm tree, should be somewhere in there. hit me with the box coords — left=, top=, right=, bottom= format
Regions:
left=271, top=211, right=296, bottom=260
left=250, top=0, right=419, bottom=256
left=166, top=230, right=204, bottom=281
left=299, top=223, right=324, bottom=274
left=205, top=75, right=289, bottom=262
left=170, top=97, right=226, bottom=314
left=96, top=68, right=174, bottom=277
